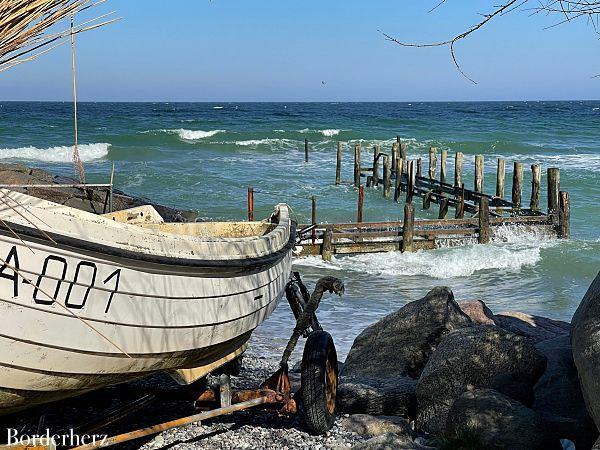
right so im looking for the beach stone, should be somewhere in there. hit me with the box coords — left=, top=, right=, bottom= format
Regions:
left=337, top=375, right=417, bottom=416
left=416, top=325, right=547, bottom=435
left=351, top=433, right=426, bottom=450
left=572, top=272, right=600, bottom=432
left=343, top=286, right=471, bottom=379
left=339, top=414, right=413, bottom=437
left=494, top=311, right=570, bottom=344
left=458, top=300, right=496, bottom=325
left=533, top=335, right=597, bottom=449
left=445, top=389, right=560, bottom=450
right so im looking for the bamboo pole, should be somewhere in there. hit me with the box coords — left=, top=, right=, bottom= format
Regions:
left=335, top=142, right=342, bottom=185
left=530, top=164, right=541, bottom=210
left=496, top=158, right=505, bottom=199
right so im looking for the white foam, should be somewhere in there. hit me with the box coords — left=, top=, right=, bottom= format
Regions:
left=320, top=129, right=341, bottom=137
left=0, top=143, right=110, bottom=162
left=175, top=129, right=225, bottom=140
left=295, top=227, right=558, bottom=279
left=233, top=138, right=296, bottom=147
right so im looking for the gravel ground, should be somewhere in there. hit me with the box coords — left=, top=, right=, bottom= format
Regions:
left=0, top=350, right=367, bottom=450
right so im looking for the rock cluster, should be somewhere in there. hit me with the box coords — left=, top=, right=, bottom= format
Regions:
left=338, top=276, right=600, bottom=449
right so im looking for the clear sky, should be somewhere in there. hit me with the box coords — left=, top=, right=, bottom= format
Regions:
left=2, top=1, right=599, bottom=101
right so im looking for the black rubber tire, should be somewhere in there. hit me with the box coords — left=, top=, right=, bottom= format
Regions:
left=300, top=330, right=338, bottom=435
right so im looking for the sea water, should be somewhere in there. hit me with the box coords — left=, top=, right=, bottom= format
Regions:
left=0, top=101, right=598, bottom=358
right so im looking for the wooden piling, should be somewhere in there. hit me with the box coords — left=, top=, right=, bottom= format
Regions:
left=247, top=187, right=254, bottom=221
left=512, top=162, right=524, bottom=208
left=391, top=142, right=398, bottom=173
left=496, top=158, right=505, bottom=199
left=366, top=176, right=373, bottom=188
left=335, top=142, right=342, bottom=185
left=474, top=155, right=484, bottom=193
left=455, top=184, right=465, bottom=219
left=372, top=146, right=380, bottom=186
left=304, top=138, right=309, bottom=163
left=357, top=185, right=364, bottom=223
left=394, top=158, right=403, bottom=202
left=383, top=155, right=391, bottom=198
left=406, top=160, right=415, bottom=204
left=454, top=152, right=463, bottom=187
left=402, top=203, right=414, bottom=252
left=423, top=191, right=432, bottom=210
left=311, top=195, right=317, bottom=244
left=322, top=228, right=334, bottom=261
left=530, top=164, right=541, bottom=210
left=478, top=196, right=491, bottom=244
left=438, top=197, right=449, bottom=219
left=399, top=142, right=408, bottom=171
left=558, top=191, right=570, bottom=239
left=547, top=168, right=560, bottom=214
left=417, top=158, right=423, bottom=177
left=353, top=143, right=361, bottom=188
left=440, top=150, right=448, bottom=184
left=428, top=147, right=438, bottom=180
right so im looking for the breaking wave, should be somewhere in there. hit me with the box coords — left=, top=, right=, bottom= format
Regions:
left=0, top=143, right=110, bottom=162
left=140, top=129, right=225, bottom=141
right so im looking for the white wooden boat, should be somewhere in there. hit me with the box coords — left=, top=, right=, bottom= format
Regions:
left=0, top=189, right=295, bottom=414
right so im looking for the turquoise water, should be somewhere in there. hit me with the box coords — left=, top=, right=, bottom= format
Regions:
left=0, top=101, right=598, bottom=358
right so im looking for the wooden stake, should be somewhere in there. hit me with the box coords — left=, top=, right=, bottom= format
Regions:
left=423, top=191, right=432, bottom=210
left=311, top=195, right=316, bottom=244
left=558, top=191, right=570, bottom=239
left=383, top=155, right=391, bottom=198
left=530, top=164, right=541, bottom=210
left=474, top=155, right=484, bottom=193
left=454, top=152, right=463, bottom=187
left=417, top=158, right=423, bottom=177
left=455, top=183, right=465, bottom=219
left=391, top=142, right=398, bottom=173
left=406, top=160, right=415, bottom=204
left=428, top=147, right=438, bottom=179
left=402, top=203, right=414, bottom=252
left=478, top=196, right=491, bottom=244
left=438, top=197, right=449, bottom=219
left=512, top=162, right=524, bottom=208
left=247, top=187, right=254, bottom=221
left=440, top=150, right=447, bottom=184
left=399, top=141, right=408, bottom=171
left=372, top=146, right=380, bottom=187
left=322, top=228, right=334, bottom=261
left=354, top=143, right=361, bottom=188
left=357, top=185, right=364, bottom=223
left=496, top=158, right=505, bottom=199
left=335, top=142, right=342, bottom=185
left=547, top=168, right=560, bottom=214
left=108, top=163, right=115, bottom=213
left=304, top=138, right=309, bottom=163
left=394, top=158, right=404, bottom=202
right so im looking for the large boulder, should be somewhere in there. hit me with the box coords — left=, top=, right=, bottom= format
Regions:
left=533, top=335, right=597, bottom=449
left=337, top=376, right=417, bottom=416
left=445, top=389, right=560, bottom=450
left=458, top=300, right=496, bottom=325
left=572, top=272, right=600, bottom=431
left=343, top=287, right=471, bottom=379
left=494, top=311, right=570, bottom=344
left=416, top=325, right=546, bottom=435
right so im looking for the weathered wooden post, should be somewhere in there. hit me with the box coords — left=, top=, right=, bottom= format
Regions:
left=454, top=152, right=463, bottom=187
left=335, top=142, right=342, bottom=185
left=512, top=162, right=524, bottom=208
left=417, top=158, right=423, bottom=177
left=438, top=197, right=449, bottom=219
left=304, top=138, right=309, bottom=163
left=108, top=162, right=115, bottom=213
left=394, top=158, right=404, bottom=202
left=322, top=228, right=334, bottom=261
left=423, top=191, right=432, bottom=210
left=383, top=155, right=391, bottom=198
left=357, top=185, right=364, bottom=223
left=428, top=147, right=438, bottom=179
left=558, top=191, right=570, bottom=239
left=406, top=160, right=415, bottom=204
left=391, top=142, right=398, bottom=173
left=247, top=187, right=254, bottom=221
left=475, top=155, right=484, bottom=193
left=478, top=196, right=491, bottom=244
left=402, top=203, right=414, bottom=252
left=311, top=195, right=317, bottom=244
left=354, top=143, right=361, bottom=188
left=372, top=146, right=380, bottom=187
left=440, top=150, right=447, bottom=184
left=496, top=158, right=505, bottom=199
left=530, top=164, right=541, bottom=210
left=547, top=168, right=560, bottom=214
left=399, top=142, right=408, bottom=172
left=455, top=184, right=465, bottom=219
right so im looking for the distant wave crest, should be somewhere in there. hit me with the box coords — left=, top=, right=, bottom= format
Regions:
left=0, top=143, right=110, bottom=162
left=141, top=129, right=225, bottom=141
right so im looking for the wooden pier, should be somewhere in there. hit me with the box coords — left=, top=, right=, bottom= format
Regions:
left=252, top=137, right=571, bottom=260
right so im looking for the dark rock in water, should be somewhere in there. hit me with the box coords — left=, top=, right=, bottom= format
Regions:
left=343, top=287, right=471, bottom=379
left=337, top=376, right=417, bottom=417
left=445, top=389, right=561, bottom=450
left=458, top=300, right=496, bottom=325
left=494, top=311, right=570, bottom=344
left=351, top=432, right=428, bottom=450
left=339, top=414, right=413, bottom=438
left=572, top=272, right=600, bottom=433
left=0, top=163, right=197, bottom=222
left=533, top=335, right=598, bottom=449
left=416, top=325, right=547, bottom=435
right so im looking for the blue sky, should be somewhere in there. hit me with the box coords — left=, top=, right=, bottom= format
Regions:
left=2, top=1, right=599, bottom=101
